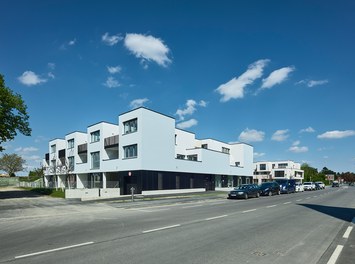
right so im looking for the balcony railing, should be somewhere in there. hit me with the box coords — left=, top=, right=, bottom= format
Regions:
left=78, top=143, right=87, bottom=154
left=104, top=135, right=119, bottom=148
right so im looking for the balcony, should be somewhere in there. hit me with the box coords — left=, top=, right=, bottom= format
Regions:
left=104, top=135, right=119, bottom=148
left=78, top=143, right=87, bottom=154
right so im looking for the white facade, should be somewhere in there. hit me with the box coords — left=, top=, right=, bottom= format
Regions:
left=43, top=107, right=254, bottom=198
left=253, top=160, right=304, bottom=184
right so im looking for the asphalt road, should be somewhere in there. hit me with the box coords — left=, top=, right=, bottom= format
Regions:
left=0, top=186, right=354, bottom=264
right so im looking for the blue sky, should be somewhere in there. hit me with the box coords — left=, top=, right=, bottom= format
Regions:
left=1, top=0, right=354, bottom=174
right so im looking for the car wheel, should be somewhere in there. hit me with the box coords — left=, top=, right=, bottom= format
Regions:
left=268, top=191, right=272, bottom=196
left=244, top=193, right=248, bottom=200
left=256, top=192, right=260, bottom=198
left=277, top=190, right=281, bottom=195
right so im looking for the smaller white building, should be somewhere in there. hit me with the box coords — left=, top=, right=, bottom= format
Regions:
left=253, top=161, right=304, bottom=184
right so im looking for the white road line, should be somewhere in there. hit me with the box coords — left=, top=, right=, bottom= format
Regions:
left=313, top=196, right=318, bottom=198
left=266, top=205, right=277, bottom=208
left=343, top=226, right=353, bottom=239
left=182, top=204, right=204, bottom=209
left=15, top=241, right=94, bottom=259
left=205, top=215, right=228, bottom=221
left=242, top=209, right=257, bottom=213
left=306, top=197, right=311, bottom=199
left=142, top=224, right=181, bottom=233
left=327, top=245, right=344, bottom=264
left=296, top=199, right=302, bottom=202
left=283, top=202, right=291, bottom=205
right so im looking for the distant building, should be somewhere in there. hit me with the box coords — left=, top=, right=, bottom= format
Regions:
left=43, top=107, right=254, bottom=199
left=253, top=161, right=304, bottom=184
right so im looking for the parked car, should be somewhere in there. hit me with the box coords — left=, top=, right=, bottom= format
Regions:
left=332, top=181, right=340, bottom=187
left=275, top=179, right=296, bottom=194
left=259, top=181, right=281, bottom=196
left=303, top=182, right=315, bottom=191
left=315, top=181, right=325, bottom=189
left=228, top=184, right=260, bottom=199
left=295, top=182, right=304, bottom=192
left=314, top=182, right=321, bottom=190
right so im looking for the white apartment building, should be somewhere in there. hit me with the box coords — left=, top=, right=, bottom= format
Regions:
left=253, top=160, right=304, bottom=184
left=43, top=107, right=254, bottom=199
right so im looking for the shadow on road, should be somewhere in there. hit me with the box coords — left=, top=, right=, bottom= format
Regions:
left=0, top=189, right=40, bottom=199
left=298, top=203, right=355, bottom=223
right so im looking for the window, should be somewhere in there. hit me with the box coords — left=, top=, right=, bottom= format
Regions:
left=91, top=130, right=100, bottom=143
left=274, top=171, right=285, bottom=177
left=50, top=144, right=56, bottom=154
left=68, top=156, right=74, bottom=171
left=124, top=144, right=137, bottom=158
left=260, top=164, right=266, bottom=170
left=177, top=154, right=185, bottom=159
left=201, top=144, right=208, bottom=149
left=123, top=118, right=137, bottom=134
left=67, top=139, right=74, bottom=149
left=187, top=154, right=198, bottom=161
left=91, top=152, right=100, bottom=169
left=278, top=163, right=288, bottom=168
left=222, top=147, right=230, bottom=154
left=235, top=162, right=241, bottom=167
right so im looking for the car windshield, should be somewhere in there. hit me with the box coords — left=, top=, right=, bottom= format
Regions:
left=261, top=182, right=273, bottom=187
left=304, top=182, right=312, bottom=185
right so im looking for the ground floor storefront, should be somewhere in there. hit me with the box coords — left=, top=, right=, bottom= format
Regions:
left=44, top=170, right=253, bottom=198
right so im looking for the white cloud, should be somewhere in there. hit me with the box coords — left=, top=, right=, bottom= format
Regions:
left=215, top=59, right=269, bottom=102
left=271, top=129, right=289, bottom=141
left=47, top=63, right=56, bottom=70
left=297, top=79, right=329, bottom=87
left=289, top=141, right=308, bottom=153
left=107, top=66, right=122, bottom=74
left=176, top=119, right=198, bottom=129
left=68, top=38, right=76, bottom=46
left=238, top=128, right=265, bottom=143
left=130, top=98, right=149, bottom=109
left=48, top=72, right=55, bottom=79
left=317, top=130, right=355, bottom=139
left=18, top=71, right=47, bottom=86
left=260, top=66, right=295, bottom=90
left=254, top=152, right=265, bottom=158
left=124, top=33, right=172, bottom=67
left=300, top=127, right=315, bottom=133
left=103, top=76, right=120, bottom=88
left=102, top=32, right=123, bottom=46
left=307, top=79, right=328, bottom=87
left=15, top=147, right=38, bottom=153
left=175, top=99, right=206, bottom=121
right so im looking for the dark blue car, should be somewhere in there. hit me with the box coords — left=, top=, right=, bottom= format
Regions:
left=228, top=184, right=260, bottom=199
left=275, top=179, right=296, bottom=194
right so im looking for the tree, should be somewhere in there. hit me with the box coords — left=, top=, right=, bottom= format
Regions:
left=301, top=163, right=319, bottom=182
left=0, top=153, right=26, bottom=176
left=0, top=74, right=31, bottom=151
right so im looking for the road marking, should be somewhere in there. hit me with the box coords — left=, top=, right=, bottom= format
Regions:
left=313, top=196, right=318, bottom=198
left=142, top=224, right=181, bottom=233
left=306, top=197, right=311, bottom=199
left=266, top=205, right=277, bottom=208
left=205, top=215, right=228, bottom=221
left=283, top=202, right=291, bottom=205
left=296, top=199, right=302, bottom=202
left=242, top=209, right=257, bottom=213
left=343, top=226, right=353, bottom=239
left=15, top=241, right=94, bottom=259
left=182, top=204, right=204, bottom=209
left=327, top=245, right=344, bottom=264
